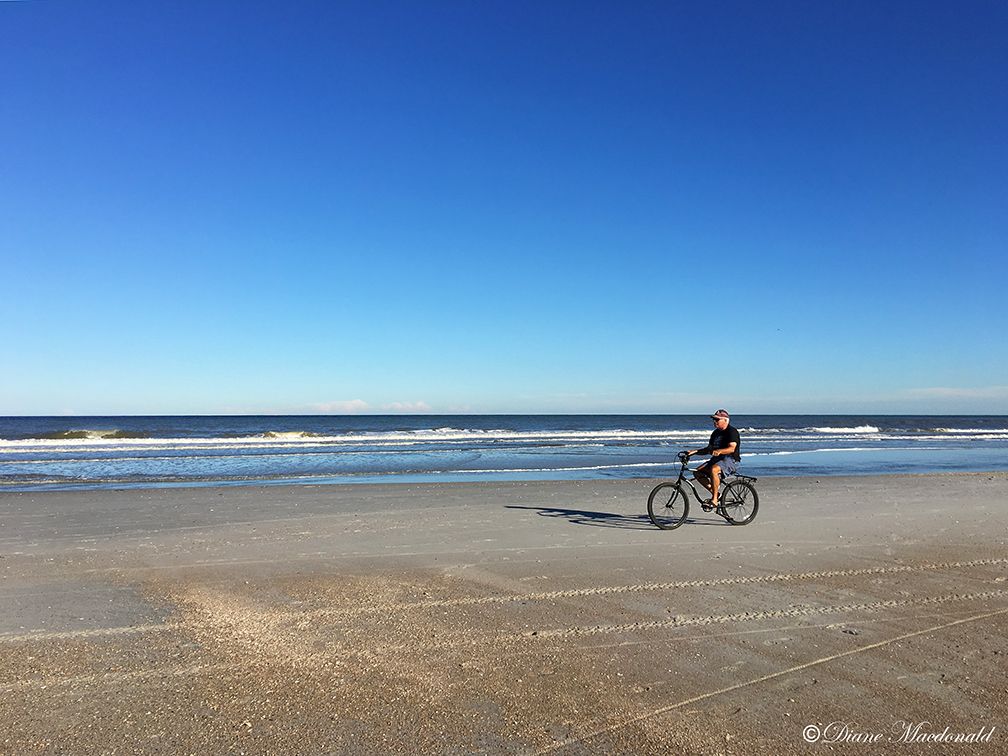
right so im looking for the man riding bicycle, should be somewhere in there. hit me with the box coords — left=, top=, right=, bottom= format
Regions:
left=686, top=409, right=741, bottom=508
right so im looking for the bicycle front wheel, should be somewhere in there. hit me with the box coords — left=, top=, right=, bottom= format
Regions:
left=647, top=482, right=689, bottom=530
left=720, top=480, right=759, bottom=525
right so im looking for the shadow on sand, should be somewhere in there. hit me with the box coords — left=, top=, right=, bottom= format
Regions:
left=505, top=504, right=728, bottom=530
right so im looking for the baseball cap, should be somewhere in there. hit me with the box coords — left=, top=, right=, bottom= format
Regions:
left=711, top=409, right=730, bottom=420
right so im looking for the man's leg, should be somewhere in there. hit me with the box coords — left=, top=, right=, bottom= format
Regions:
left=694, top=464, right=712, bottom=496
left=710, top=463, right=722, bottom=504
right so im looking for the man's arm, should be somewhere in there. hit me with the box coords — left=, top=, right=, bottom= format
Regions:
left=710, top=441, right=737, bottom=457
left=687, top=443, right=716, bottom=457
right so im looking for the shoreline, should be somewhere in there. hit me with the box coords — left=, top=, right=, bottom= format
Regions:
left=4, top=465, right=1008, bottom=495
left=2, top=473, right=1006, bottom=753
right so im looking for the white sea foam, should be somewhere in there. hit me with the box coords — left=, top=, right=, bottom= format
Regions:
left=3, top=423, right=1006, bottom=456
left=901, top=434, right=1008, bottom=441
left=810, top=425, right=880, bottom=434
left=0, top=427, right=709, bottom=452
left=749, top=447, right=887, bottom=456
left=936, top=428, right=1008, bottom=434
left=436, top=462, right=668, bottom=474
left=747, top=445, right=945, bottom=457
left=0, top=460, right=674, bottom=487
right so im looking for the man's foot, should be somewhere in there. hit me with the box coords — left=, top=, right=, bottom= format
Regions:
left=701, top=497, right=718, bottom=512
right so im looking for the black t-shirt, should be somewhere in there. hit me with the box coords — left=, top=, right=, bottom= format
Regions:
left=708, top=424, right=741, bottom=461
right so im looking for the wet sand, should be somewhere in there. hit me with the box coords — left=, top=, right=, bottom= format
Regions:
left=2, top=474, right=1007, bottom=754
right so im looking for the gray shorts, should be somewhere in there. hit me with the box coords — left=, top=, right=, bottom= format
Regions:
left=701, top=456, right=738, bottom=477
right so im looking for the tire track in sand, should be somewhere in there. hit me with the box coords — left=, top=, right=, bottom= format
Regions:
left=526, top=589, right=1008, bottom=638
left=2, top=557, right=1004, bottom=643
left=535, top=605, right=1008, bottom=754
left=315, top=556, right=1008, bottom=615
left=4, top=589, right=1006, bottom=693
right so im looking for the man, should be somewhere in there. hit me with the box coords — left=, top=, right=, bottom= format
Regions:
left=687, top=409, right=741, bottom=508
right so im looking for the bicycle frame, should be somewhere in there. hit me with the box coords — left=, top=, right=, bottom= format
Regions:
left=671, top=454, right=756, bottom=503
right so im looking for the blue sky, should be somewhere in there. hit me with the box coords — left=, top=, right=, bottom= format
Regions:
left=2, top=1, right=1006, bottom=415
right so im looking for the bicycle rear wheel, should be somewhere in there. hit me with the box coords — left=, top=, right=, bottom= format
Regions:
left=647, top=482, right=689, bottom=530
left=719, top=480, right=759, bottom=525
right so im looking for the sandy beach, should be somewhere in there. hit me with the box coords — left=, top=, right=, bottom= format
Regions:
left=1, top=473, right=1006, bottom=754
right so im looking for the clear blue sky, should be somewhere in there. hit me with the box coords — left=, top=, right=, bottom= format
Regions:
left=2, top=1, right=1006, bottom=415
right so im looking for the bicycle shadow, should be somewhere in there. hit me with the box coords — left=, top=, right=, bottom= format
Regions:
left=505, top=504, right=729, bottom=530
left=504, top=504, right=651, bottom=530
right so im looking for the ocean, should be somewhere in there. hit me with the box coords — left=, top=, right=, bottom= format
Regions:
left=1, top=415, right=1007, bottom=492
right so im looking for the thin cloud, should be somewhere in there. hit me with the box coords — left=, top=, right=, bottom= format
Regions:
left=312, top=399, right=371, bottom=414
left=381, top=401, right=432, bottom=413
left=907, top=386, right=1008, bottom=399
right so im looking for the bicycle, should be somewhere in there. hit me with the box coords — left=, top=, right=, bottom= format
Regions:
left=647, top=450, right=759, bottom=530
